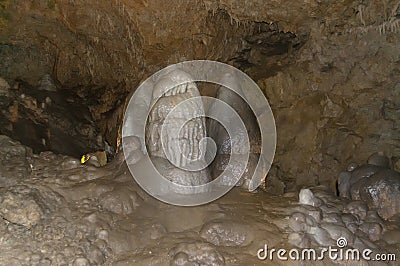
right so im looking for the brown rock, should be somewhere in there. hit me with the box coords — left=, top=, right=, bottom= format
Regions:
left=351, top=169, right=400, bottom=220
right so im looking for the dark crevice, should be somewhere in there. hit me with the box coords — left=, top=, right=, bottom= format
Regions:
left=0, top=79, right=103, bottom=157
left=230, top=22, right=308, bottom=78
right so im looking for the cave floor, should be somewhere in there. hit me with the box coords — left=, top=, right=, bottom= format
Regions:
left=0, top=135, right=398, bottom=266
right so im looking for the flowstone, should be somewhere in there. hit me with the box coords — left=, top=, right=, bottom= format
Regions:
left=121, top=61, right=276, bottom=205
left=145, top=69, right=211, bottom=186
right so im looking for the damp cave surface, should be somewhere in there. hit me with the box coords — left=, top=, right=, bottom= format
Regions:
left=0, top=0, right=399, bottom=265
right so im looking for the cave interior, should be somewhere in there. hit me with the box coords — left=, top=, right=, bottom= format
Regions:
left=0, top=0, right=399, bottom=265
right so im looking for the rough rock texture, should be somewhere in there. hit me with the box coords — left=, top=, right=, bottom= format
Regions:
left=169, top=242, right=226, bottom=266
left=200, top=220, right=254, bottom=247
left=146, top=71, right=207, bottom=168
left=287, top=185, right=400, bottom=261
left=0, top=1, right=398, bottom=264
left=1, top=1, right=398, bottom=189
left=338, top=153, right=400, bottom=220
left=1, top=0, right=297, bottom=148
left=0, top=135, right=398, bottom=265
left=0, top=76, right=104, bottom=157
left=256, top=2, right=400, bottom=189
left=0, top=134, right=32, bottom=186
left=351, top=168, right=400, bottom=220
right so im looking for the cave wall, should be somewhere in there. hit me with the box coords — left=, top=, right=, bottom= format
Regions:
left=0, top=0, right=399, bottom=190
left=257, top=2, right=400, bottom=189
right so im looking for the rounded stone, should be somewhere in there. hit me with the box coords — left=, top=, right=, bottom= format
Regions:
left=367, top=152, right=390, bottom=168
left=344, top=201, right=368, bottom=221
left=347, top=163, right=358, bottom=172
left=299, top=188, right=322, bottom=207
left=72, top=257, right=90, bottom=266
left=358, top=222, right=383, bottom=242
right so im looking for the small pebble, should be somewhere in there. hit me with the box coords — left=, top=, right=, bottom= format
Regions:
left=344, top=201, right=368, bottom=220
left=299, top=188, right=322, bottom=207
left=72, top=257, right=90, bottom=266
left=347, top=162, right=358, bottom=172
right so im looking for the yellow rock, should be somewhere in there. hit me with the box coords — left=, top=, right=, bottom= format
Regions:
left=80, top=151, right=107, bottom=167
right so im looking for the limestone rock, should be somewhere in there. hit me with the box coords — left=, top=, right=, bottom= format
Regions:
left=358, top=222, right=383, bottom=242
left=338, top=171, right=351, bottom=199
left=307, top=226, right=335, bottom=246
left=288, top=212, right=315, bottom=232
left=352, top=169, right=400, bottom=220
left=0, top=186, right=44, bottom=228
left=367, top=152, right=390, bottom=168
left=200, top=220, right=254, bottom=247
left=99, top=187, right=142, bottom=215
left=299, top=188, right=322, bottom=207
left=0, top=135, right=31, bottom=186
left=169, top=242, right=225, bottom=266
left=344, top=201, right=368, bottom=221
left=38, top=74, right=57, bottom=92
left=151, top=156, right=211, bottom=194
left=0, top=77, right=10, bottom=96
left=350, top=164, right=382, bottom=186
left=288, top=232, right=310, bottom=248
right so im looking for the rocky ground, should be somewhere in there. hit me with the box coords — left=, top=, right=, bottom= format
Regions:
left=0, top=134, right=398, bottom=266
